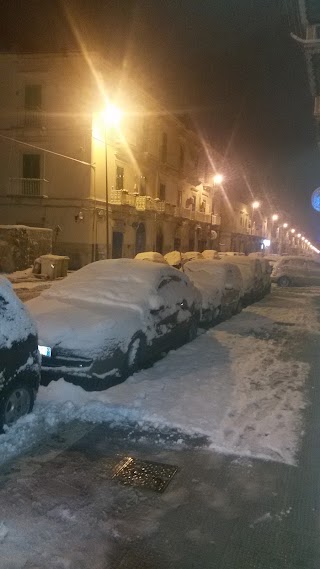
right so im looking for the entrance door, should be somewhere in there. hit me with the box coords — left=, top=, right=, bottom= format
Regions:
left=156, top=227, right=164, bottom=254
left=112, top=232, right=123, bottom=258
left=135, top=223, right=146, bottom=254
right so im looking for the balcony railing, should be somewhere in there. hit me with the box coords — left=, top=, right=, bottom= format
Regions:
left=18, top=110, right=46, bottom=128
left=192, top=211, right=211, bottom=224
left=175, top=206, right=192, bottom=219
left=8, top=178, right=49, bottom=197
left=155, top=201, right=176, bottom=215
left=109, top=190, right=136, bottom=207
left=212, top=214, right=221, bottom=226
left=135, top=195, right=157, bottom=211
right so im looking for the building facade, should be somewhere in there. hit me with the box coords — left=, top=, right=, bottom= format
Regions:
left=0, top=52, right=222, bottom=268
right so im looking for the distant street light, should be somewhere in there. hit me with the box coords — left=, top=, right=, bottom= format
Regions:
left=291, top=228, right=295, bottom=234
left=252, top=201, right=260, bottom=209
left=213, top=173, right=224, bottom=185
left=103, top=102, right=122, bottom=258
left=297, top=233, right=301, bottom=238
left=283, top=223, right=288, bottom=228
left=272, top=214, right=279, bottom=221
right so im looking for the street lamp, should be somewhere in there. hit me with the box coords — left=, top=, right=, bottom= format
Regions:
left=272, top=214, right=279, bottom=221
left=251, top=201, right=260, bottom=235
left=297, top=233, right=301, bottom=238
left=291, top=228, right=295, bottom=234
left=103, top=102, right=122, bottom=259
left=213, top=173, right=224, bottom=185
left=283, top=223, right=288, bottom=228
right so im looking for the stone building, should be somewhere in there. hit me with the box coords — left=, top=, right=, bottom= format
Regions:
left=0, top=51, right=222, bottom=268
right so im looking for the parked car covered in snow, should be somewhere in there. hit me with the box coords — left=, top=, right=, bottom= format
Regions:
left=134, top=252, right=168, bottom=264
left=222, top=257, right=263, bottom=304
left=27, top=260, right=201, bottom=390
left=258, top=258, right=272, bottom=295
left=0, top=278, right=40, bottom=430
left=219, top=251, right=245, bottom=257
left=201, top=250, right=220, bottom=260
left=184, top=260, right=243, bottom=324
left=271, top=256, right=320, bottom=287
left=164, top=251, right=204, bottom=269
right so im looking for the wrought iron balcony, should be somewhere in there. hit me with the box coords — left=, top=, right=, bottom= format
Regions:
left=18, top=110, right=46, bottom=128
left=109, top=190, right=136, bottom=207
left=135, top=195, right=157, bottom=211
left=211, top=214, right=221, bottom=225
left=174, top=206, right=192, bottom=219
left=8, top=178, right=49, bottom=197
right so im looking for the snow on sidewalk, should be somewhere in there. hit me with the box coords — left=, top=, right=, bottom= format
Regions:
left=0, top=288, right=318, bottom=467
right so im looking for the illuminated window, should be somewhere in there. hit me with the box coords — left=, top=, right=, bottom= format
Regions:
left=159, top=183, right=166, bottom=201
left=116, top=166, right=124, bottom=190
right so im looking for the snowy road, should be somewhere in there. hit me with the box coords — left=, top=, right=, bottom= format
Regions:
left=1, top=286, right=319, bottom=467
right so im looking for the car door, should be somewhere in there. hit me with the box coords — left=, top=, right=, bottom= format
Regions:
left=150, top=275, right=193, bottom=353
left=306, top=261, right=320, bottom=286
left=288, top=259, right=307, bottom=285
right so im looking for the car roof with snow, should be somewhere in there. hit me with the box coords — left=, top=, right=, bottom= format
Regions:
left=0, top=277, right=36, bottom=349
left=134, top=252, right=168, bottom=264
left=39, top=259, right=190, bottom=308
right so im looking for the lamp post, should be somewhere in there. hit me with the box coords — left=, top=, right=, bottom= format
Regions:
left=271, top=214, right=279, bottom=253
left=103, top=103, right=122, bottom=259
left=213, top=173, right=224, bottom=186
left=280, top=222, right=288, bottom=255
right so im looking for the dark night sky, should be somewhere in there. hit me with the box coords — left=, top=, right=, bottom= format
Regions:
left=1, top=0, right=320, bottom=241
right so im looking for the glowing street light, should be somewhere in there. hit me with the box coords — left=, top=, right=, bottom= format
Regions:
left=291, top=228, right=295, bottom=234
left=252, top=201, right=260, bottom=209
left=272, top=214, right=279, bottom=221
left=103, top=102, right=123, bottom=259
left=213, top=173, right=224, bottom=185
left=283, top=223, right=288, bottom=228
left=297, top=233, right=301, bottom=238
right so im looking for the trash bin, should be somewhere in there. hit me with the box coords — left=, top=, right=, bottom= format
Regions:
left=40, top=254, right=69, bottom=279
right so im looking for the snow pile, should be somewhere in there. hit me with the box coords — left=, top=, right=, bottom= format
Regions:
left=0, top=277, right=36, bottom=349
left=0, top=288, right=316, bottom=467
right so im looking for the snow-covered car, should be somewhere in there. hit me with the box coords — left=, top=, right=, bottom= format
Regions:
left=184, top=260, right=243, bottom=324
left=134, top=252, right=168, bottom=264
left=249, top=252, right=281, bottom=268
left=164, top=251, right=204, bottom=269
left=201, top=249, right=220, bottom=260
left=219, top=251, right=245, bottom=257
left=271, top=256, right=320, bottom=287
left=258, top=258, right=272, bottom=295
left=0, top=278, right=40, bottom=430
left=222, top=257, right=263, bottom=304
left=27, top=259, right=201, bottom=390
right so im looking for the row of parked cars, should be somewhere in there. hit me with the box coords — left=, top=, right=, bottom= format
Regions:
left=0, top=250, right=274, bottom=430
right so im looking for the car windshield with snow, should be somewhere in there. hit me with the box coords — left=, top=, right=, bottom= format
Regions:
left=184, top=260, right=243, bottom=324
left=27, top=259, right=201, bottom=390
left=0, top=278, right=40, bottom=430
left=271, top=256, right=320, bottom=287
left=221, top=257, right=264, bottom=303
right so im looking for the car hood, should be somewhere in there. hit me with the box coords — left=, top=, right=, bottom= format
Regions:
left=27, top=296, right=143, bottom=357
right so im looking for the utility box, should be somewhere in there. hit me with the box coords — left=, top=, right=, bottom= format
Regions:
left=40, top=254, right=69, bottom=280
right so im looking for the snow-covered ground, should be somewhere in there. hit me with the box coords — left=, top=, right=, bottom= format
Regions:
left=1, top=287, right=318, bottom=468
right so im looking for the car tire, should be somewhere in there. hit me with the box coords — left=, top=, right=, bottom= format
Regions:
left=0, top=380, right=35, bottom=432
left=124, top=334, right=146, bottom=376
left=278, top=276, right=290, bottom=288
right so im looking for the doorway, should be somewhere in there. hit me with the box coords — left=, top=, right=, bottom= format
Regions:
left=112, top=232, right=123, bottom=258
left=135, top=223, right=146, bottom=254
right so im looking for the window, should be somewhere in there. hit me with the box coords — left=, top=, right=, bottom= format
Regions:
left=116, top=166, right=124, bottom=190
left=160, top=132, right=167, bottom=163
left=200, top=199, right=206, bottom=213
left=23, top=154, right=40, bottom=178
left=139, top=175, right=146, bottom=196
left=177, top=190, right=182, bottom=206
left=191, top=195, right=196, bottom=212
left=22, top=154, right=41, bottom=195
left=159, top=183, right=166, bottom=201
left=24, top=85, right=42, bottom=110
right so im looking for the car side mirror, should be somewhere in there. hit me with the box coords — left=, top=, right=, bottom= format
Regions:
left=225, top=283, right=233, bottom=290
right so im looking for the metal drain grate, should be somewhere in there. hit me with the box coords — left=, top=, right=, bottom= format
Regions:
left=112, top=456, right=179, bottom=493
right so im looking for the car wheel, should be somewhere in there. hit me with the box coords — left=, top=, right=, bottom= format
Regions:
left=278, top=276, right=290, bottom=288
left=0, top=381, right=34, bottom=431
left=187, top=318, right=198, bottom=342
left=125, top=334, right=146, bottom=376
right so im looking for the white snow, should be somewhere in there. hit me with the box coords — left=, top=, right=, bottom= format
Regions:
left=134, top=251, right=168, bottom=263
left=27, top=259, right=201, bottom=355
left=0, top=287, right=316, bottom=468
left=0, top=277, right=36, bottom=349
left=184, top=260, right=226, bottom=310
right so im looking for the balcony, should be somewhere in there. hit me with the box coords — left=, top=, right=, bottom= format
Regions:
left=155, top=201, right=176, bottom=215
left=18, top=110, right=46, bottom=128
left=135, top=195, right=157, bottom=211
left=109, top=190, right=136, bottom=207
left=175, top=206, right=192, bottom=219
left=8, top=178, right=49, bottom=197
left=192, top=211, right=211, bottom=224
left=212, top=214, right=221, bottom=226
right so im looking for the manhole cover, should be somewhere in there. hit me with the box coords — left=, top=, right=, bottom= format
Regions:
left=112, top=456, right=179, bottom=493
